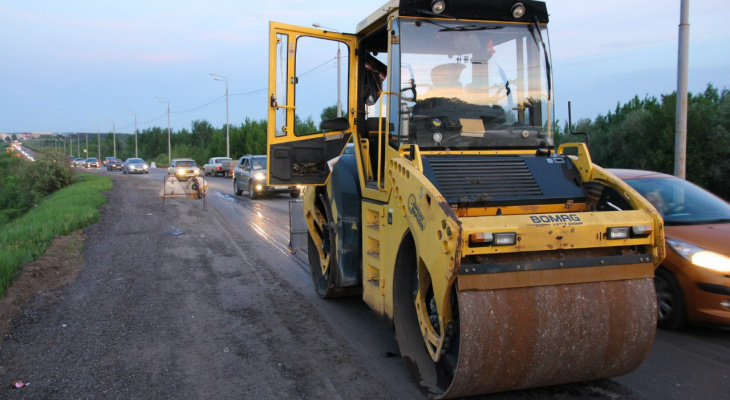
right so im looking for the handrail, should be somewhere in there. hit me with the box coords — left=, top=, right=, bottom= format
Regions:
left=376, top=91, right=397, bottom=191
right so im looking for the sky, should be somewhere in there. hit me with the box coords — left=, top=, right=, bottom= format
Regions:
left=1, top=0, right=728, bottom=135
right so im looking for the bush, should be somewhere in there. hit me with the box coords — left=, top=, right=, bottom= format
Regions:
left=0, top=153, right=75, bottom=226
left=0, top=174, right=112, bottom=296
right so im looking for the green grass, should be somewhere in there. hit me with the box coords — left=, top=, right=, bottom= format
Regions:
left=0, top=174, right=112, bottom=296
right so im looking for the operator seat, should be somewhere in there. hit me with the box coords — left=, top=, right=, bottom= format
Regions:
left=426, top=63, right=466, bottom=99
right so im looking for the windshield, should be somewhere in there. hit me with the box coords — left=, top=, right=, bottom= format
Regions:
left=251, top=156, right=267, bottom=170
left=625, top=177, right=730, bottom=225
left=394, top=18, right=553, bottom=151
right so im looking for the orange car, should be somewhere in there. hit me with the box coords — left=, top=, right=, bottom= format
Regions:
left=609, top=169, right=730, bottom=329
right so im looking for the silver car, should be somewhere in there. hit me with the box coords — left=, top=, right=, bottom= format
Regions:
left=122, top=158, right=149, bottom=174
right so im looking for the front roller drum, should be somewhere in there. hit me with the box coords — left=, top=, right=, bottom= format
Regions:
left=398, top=279, right=657, bottom=399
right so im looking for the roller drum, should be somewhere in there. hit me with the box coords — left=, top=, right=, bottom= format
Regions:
left=408, top=279, right=656, bottom=398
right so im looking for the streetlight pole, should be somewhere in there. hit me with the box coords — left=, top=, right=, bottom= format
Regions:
left=313, top=23, right=342, bottom=118
left=210, top=73, right=230, bottom=158
left=76, top=132, right=80, bottom=156
left=91, top=124, right=100, bottom=160
left=84, top=129, right=88, bottom=158
left=105, top=117, right=116, bottom=158
left=674, top=0, right=690, bottom=179
left=157, top=96, right=171, bottom=165
left=126, top=109, right=138, bottom=158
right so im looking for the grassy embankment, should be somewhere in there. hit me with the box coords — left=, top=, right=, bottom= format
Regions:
left=0, top=173, right=112, bottom=296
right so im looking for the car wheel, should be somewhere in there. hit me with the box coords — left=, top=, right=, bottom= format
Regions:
left=233, top=179, right=243, bottom=196
left=145, top=171, right=149, bottom=174
left=123, top=170, right=127, bottom=174
left=290, top=191, right=300, bottom=198
left=654, top=267, right=686, bottom=329
left=249, top=181, right=259, bottom=199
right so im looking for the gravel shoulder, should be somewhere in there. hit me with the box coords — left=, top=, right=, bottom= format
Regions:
left=0, top=172, right=394, bottom=399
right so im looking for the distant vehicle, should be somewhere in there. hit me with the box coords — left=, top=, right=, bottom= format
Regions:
left=106, top=159, right=124, bottom=171
left=203, top=157, right=233, bottom=177
left=167, top=158, right=200, bottom=180
left=610, top=168, right=730, bottom=329
left=73, top=158, right=86, bottom=167
left=84, top=158, right=100, bottom=168
left=232, top=155, right=300, bottom=199
left=103, top=156, right=116, bottom=166
left=122, top=158, right=149, bottom=174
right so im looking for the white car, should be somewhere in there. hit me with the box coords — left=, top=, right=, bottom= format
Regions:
left=168, top=158, right=201, bottom=180
left=203, top=157, right=232, bottom=177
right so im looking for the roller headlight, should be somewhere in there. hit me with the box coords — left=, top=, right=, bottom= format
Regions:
left=511, top=3, right=526, bottom=19
left=469, top=232, right=517, bottom=247
left=431, top=0, right=445, bottom=14
left=667, top=238, right=730, bottom=273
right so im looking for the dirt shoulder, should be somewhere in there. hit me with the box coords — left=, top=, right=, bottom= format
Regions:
left=0, top=231, right=85, bottom=340
left=0, top=171, right=394, bottom=399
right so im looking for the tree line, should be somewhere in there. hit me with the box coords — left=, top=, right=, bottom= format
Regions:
left=25, top=85, right=730, bottom=200
left=557, top=84, right=730, bottom=200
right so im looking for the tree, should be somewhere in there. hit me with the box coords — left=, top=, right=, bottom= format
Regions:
left=560, top=84, right=730, bottom=199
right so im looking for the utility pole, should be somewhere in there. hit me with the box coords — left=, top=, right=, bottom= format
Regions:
left=91, top=124, right=100, bottom=160
left=674, top=0, right=690, bottom=179
left=157, top=96, right=171, bottom=164
left=127, top=109, right=138, bottom=158
left=210, top=73, right=230, bottom=158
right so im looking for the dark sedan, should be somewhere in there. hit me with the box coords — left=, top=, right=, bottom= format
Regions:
left=84, top=158, right=100, bottom=168
left=107, top=159, right=124, bottom=171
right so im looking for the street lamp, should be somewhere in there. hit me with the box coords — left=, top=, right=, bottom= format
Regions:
left=126, top=109, right=138, bottom=158
left=91, top=124, right=100, bottom=160
left=312, top=23, right=342, bottom=118
left=76, top=132, right=80, bottom=156
left=210, top=73, right=230, bottom=158
left=83, top=128, right=88, bottom=158
left=105, top=117, right=116, bottom=158
left=156, top=96, right=171, bottom=165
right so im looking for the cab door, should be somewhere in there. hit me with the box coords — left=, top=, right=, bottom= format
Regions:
left=267, top=22, right=357, bottom=186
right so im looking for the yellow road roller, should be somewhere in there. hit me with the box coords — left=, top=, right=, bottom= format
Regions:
left=266, top=1, right=665, bottom=397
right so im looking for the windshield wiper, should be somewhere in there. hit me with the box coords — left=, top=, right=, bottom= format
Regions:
left=529, top=17, right=551, bottom=101
left=439, top=25, right=502, bottom=32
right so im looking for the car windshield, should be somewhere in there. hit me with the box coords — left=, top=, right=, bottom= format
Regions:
left=251, top=157, right=267, bottom=170
left=389, top=18, right=553, bottom=151
left=177, top=161, right=196, bottom=167
left=128, top=159, right=144, bottom=164
left=625, top=177, right=730, bottom=225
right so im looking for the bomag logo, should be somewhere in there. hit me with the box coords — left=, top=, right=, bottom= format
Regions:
left=408, top=194, right=426, bottom=231
left=530, top=214, right=583, bottom=226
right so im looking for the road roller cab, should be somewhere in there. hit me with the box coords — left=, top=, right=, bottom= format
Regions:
left=265, top=1, right=665, bottom=398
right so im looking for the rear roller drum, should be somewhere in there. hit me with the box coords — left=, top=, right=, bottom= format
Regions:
left=307, top=192, right=358, bottom=299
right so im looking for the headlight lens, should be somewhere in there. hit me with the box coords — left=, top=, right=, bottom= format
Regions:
left=254, top=172, right=265, bottom=180
left=667, top=238, right=730, bottom=273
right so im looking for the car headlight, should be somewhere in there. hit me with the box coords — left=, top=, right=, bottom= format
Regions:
left=254, top=172, right=265, bottom=180
left=177, top=169, right=185, bottom=176
left=667, top=238, right=730, bottom=273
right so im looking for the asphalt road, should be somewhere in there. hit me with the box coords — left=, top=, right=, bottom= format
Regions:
left=0, top=167, right=727, bottom=399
